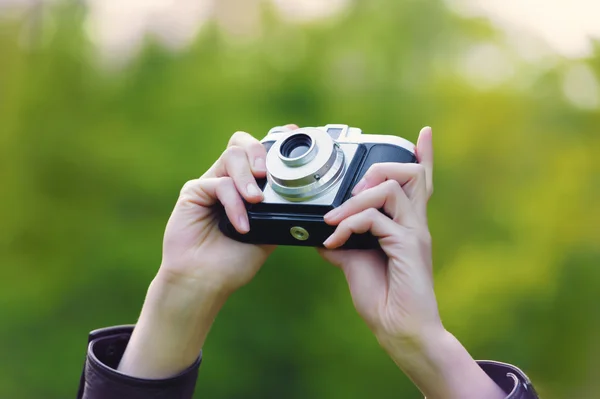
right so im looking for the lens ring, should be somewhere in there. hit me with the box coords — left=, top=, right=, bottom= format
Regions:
left=277, top=133, right=317, bottom=167
left=280, top=134, right=313, bottom=159
left=269, top=145, right=345, bottom=200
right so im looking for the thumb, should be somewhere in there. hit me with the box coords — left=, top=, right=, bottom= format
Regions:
left=415, top=126, right=434, bottom=197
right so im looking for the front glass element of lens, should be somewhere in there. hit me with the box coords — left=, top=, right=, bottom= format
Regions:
left=280, top=134, right=312, bottom=159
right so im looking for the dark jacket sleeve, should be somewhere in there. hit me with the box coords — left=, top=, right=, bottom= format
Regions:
left=76, top=326, right=538, bottom=399
left=77, top=325, right=201, bottom=399
left=476, top=360, right=539, bottom=399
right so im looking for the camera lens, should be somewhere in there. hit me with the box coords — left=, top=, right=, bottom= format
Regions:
left=266, top=128, right=345, bottom=201
left=280, top=134, right=312, bottom=159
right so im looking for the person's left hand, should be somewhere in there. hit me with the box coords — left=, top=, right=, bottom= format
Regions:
left=318, top=127, right=506, bottom=399
left=318, top=126, right=439, bottom=345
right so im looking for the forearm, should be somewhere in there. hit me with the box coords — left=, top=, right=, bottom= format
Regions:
left=381, top=329, right=506, bottom=399
left=118, top=273, right=227, bottom=379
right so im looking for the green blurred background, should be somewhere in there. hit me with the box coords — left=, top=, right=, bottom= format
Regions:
left=1, top=0, right=599, bottom=398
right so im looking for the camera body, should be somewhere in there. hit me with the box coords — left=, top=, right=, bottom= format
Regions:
left=219, top=124, right=417, bottom=249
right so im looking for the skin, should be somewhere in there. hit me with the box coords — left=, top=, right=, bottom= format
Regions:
left=118, top=125, right=506, bottom=399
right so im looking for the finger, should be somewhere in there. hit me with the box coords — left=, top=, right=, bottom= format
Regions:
left=317, top=247, right=384, bottom=269
left=227, top=131, right=268, bottom=175
left=415, top=126, right=434, bottom=197
left=350, top=162, right=429, bottom=219
left=317, top=247, right=387, bottom=323
left=323, top=208, right=400, bottom=249
left=209, top=145, right=263, bottom=203
left=179, top=177, right=249, bottom=233
left=270, top=124, right=299, bottom=132
left=324, top=180, right=418, bottom=228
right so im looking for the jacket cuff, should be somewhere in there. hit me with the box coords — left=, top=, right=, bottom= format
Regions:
left=477, top=361, right=538, bottom=399
left=78, top=325, right=201, bottom=399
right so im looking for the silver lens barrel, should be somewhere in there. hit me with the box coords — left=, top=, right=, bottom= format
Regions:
left=266, top=128, right=345, bottom=201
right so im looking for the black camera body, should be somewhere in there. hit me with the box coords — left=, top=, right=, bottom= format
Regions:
left=219, top=124, right=417, bottom=249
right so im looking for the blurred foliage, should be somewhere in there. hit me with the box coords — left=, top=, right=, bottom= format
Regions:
left=1, top=1, right=599, bottom=398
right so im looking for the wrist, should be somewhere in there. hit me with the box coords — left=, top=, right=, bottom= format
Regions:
left=155, top=262, right=232, bottom=302
left=377, top=324, right=448, bottom=371
left=117, top=270, right=229, bottom=379
left=149, top=269, right=230, bottom=321
left=379, top=328, right=505, bottom=399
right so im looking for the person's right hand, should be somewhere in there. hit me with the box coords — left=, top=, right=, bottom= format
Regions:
left=158, top=127, right=292, bottom=295
left=118, top=125, right=297, bottom=379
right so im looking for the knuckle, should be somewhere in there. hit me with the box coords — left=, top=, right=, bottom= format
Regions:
left=224, top=145, right=244, bottom=158
left=178, top=179, right=203, bottom=204
left=381, top=179, right=400, bottom=193
left=214, top=177, right=235, bottom=197
left=339, top=215, right=354, bottom=228
left=390, top=226, right=410, bottom=242
left=365, top=163, right=384, bottom=178
left=248, top=141, right=265, bottom=156
left=228, top=131, right=248, bottom=146
left=413, top=163, right=427, bottom=178
left=365, top=208, right=380, bottom=219
left=180, top=179, right=198, bottom=195
left=218, top=176, right=234, bottom=188
left=337, top=220, right=350, bottom=232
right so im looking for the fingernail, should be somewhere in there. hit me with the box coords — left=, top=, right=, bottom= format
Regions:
left=254, top=157, right=266, bottom=172
left=351, top=178, right=367, bottom=195
left=246, top=183, right=262, bottom=197
left=323, top=236, right=334, bottom=247
left=238, top=215, right=250, bottom=233
left=324, top=208, right=341, bottom=221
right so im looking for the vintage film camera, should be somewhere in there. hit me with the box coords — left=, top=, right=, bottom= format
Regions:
left=219, top=124, right=417, bottom=249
